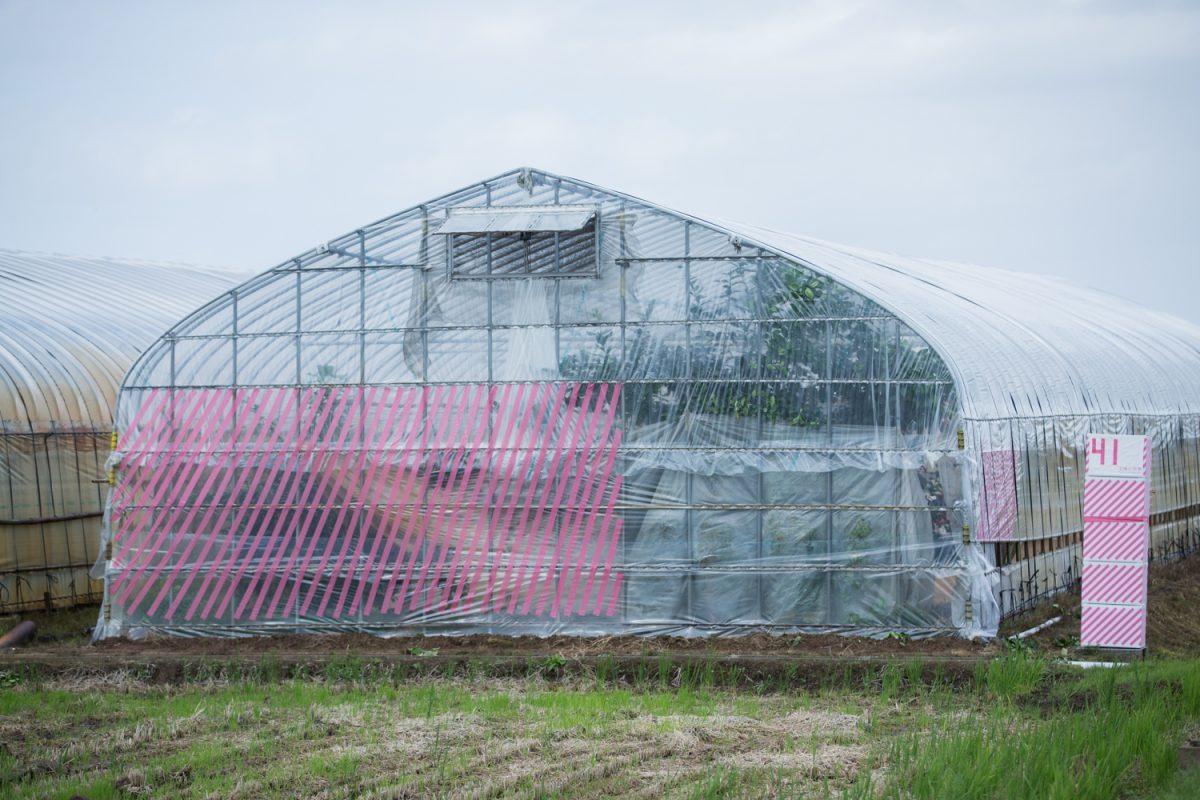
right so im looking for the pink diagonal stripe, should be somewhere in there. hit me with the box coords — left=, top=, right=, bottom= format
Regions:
left=593, top=517, right=625, bottom=616
left=342, top=387, right=412, bottom=616
left=140, top=389, right=261, bottom=616
left=506, top=383, right=570, bottom=615
left=296, top=386, right=388, bottom=617
left=446, top=383, right=518, bottom=613
left=1109, top=482, right=1149, bottom=518
left=113, top=387, right=212, bottom=569
left=393, top=385, right=462, bottom=613
left=109, top=389, right=186, bottom=595
left=424, top=384, right=489, bottom=612
left=236, top=386, right=334, bottom=620
left=330, top=387, right=411, bottom=618
left=551, top=384, right=611, bottom=617
left=110, top=389, right=175, bottom=564
left=533, top=384, right=604, bottom=616
left=232, top=387, right=325, bottom=619
left=481, top=382, right=553, bottom=613
left=180, top=387, right=285, bottom=620
left=126, top=388, right=241, bottom=616
left=370, top=386, right=441, bottom=616
left=267, top=386, right=366, bottom=620
left=1083, top=562, right=1147, bottom=605
left=1082, top=604, right=1146, bottom=648
left=464, top=383, right=541, bottom=613
left=1114, top=609, right=1147, bottom=647
left=200, top=387, right=300, bottom=619
left=603, top=570, right=623, bottom=617
left=521, top=383, right=589, bottom=615
left=116, top=388, right=234, bottom=608
left=475, top=383, right=545, bottom=613
left=1083, top=520, right=1147, bottom=563
left=437, top=384, right=502, bottom=611
left=558, top=384, right=620, bottom=617
left=1085, top=478, right=1150, bottom=521
left=407, top=384, right=474, bottom=611
left=306, top=386, right=394, bottom=618
left=352, top=387, right=422, bottom=616
left=578, top=471, right=623, bottom=616
left=161, top=388, right=275, bottom=619
left=109, top=387, right=164, bottom=512
left=1085, top=480, right=1125, bottom=518
left=564, top=418, right=622, bottom=616
left=249, top=385, right=351, bottom=620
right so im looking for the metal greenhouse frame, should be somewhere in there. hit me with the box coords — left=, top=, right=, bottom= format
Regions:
left=93, top=168, right=1200, bottom=640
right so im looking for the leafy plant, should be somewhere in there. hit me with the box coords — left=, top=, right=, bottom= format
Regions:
left=408, top=647, right=439, bottom=658
left=537, top=653, right=568, bottom=677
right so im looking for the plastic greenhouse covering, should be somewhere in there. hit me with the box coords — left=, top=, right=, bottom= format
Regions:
left=93, top=169, right=1200, bottom=641
left=0, top=250, right=244, bottom=612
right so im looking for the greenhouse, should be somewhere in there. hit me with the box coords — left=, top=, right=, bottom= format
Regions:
left=94, top=168, right=1200, bottom=640
left=0, top=250, right=243, bottom=612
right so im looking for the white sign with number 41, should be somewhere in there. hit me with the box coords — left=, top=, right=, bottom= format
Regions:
left=1085, top=434, right=1150, bottom=479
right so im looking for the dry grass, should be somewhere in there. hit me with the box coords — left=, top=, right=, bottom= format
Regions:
left=0, top=675, right=888, bottom=799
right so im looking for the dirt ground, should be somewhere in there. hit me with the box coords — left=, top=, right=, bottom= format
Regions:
left=1003, top=553, right=1200, bottom=657
left=89, top=627, right=996, bottom=660
left=6, top=552, right=1200, bottom=668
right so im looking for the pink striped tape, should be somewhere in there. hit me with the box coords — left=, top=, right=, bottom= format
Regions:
left=110, top=381, right=626, bottom=627
left=328, top=387, right=410, bottom=618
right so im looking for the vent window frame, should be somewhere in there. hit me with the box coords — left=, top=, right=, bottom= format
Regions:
left=436, top=205, right=601, bottom=281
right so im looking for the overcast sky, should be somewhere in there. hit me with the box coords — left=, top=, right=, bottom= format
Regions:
left=2, top=0, right=1198, bottom=322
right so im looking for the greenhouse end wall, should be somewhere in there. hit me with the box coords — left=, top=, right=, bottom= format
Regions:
left=96, top=169, right=985, bottom=639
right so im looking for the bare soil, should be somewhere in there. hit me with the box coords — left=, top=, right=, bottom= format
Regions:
left=1000, top=553, right=1200, bottom=657
left=88, top=628, right=993, bottom=659
left=6, top=552, right=1200, bottom=674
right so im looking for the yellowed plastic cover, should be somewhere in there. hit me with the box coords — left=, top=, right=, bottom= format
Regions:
left=1, top=250, right=245, bottom=612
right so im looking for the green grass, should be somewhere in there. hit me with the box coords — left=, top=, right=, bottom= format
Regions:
left=860, top=657, right=1200, bottom=800
left=2, top=654, right=1200, bottom=798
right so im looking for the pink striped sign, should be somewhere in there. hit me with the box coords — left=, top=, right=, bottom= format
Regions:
left=1080, top=603, right=1147, bottom=650
left=1080, top=433, right=1151, bottom=650
left=1080, top=562, right=1148, bottom=606
left=1083, top=478, right=1151, bottom=522
left=105, top=382, right=626, bottom=627
left=1081, top=520, right=1148, bottom=563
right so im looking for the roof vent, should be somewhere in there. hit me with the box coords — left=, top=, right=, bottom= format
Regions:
left=435, top=205, right=600, bottom=279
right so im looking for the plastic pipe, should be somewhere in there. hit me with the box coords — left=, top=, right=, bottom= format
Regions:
left=0, top=620, right=37, bottom=649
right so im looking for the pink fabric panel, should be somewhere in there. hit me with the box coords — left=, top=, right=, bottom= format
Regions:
left=110, top=382, right=626, bottom=625
left=977, top=450, right=1018, bottom=542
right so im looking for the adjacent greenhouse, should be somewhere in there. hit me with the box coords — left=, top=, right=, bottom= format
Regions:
left=0, top=250, right=243, bottom=612
left=94, top=168, right=1200, bottom=639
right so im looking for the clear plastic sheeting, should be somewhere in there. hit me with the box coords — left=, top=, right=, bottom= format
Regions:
left=0, top=250, right=245, bottom=612
left=95, top=168, right=1200, bottom=641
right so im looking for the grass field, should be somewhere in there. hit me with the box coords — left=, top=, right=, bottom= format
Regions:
left=3, top=652, right=1200, bottom=799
